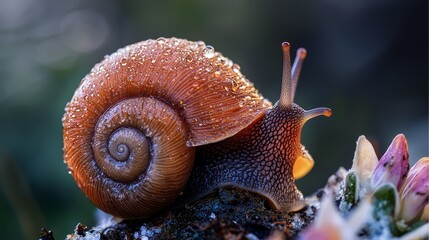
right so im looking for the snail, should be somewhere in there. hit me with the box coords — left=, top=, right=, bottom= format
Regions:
left=63, top=37, right=331, bottom=219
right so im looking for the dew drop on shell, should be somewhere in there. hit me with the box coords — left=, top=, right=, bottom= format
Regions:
left=203, top=45, right=215, bottom=58
left=185, top=54, right=193, bottom=63
left=156, top=37, right=166, bottom=44
left=231, top=80, right=239, bottom=92
left=120, top=58, right=127, bottom=66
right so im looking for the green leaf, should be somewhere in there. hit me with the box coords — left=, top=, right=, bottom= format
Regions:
left=372, top=183, right=399, bottom=220
left=344, top=171, right=358, bottom=205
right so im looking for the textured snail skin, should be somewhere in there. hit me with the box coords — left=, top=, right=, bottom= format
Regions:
left=186, top=103, right=308, bottom=211
left=63, top=37, right=330, bottom=219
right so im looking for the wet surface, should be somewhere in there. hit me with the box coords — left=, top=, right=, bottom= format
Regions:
left=61, top=186, right=321, bottom=240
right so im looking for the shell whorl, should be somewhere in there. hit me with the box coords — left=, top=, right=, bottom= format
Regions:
left=63, top=38, right=270, bottom=218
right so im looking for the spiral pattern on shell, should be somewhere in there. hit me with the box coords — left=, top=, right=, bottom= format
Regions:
left=63, top=38, right=271, bottom=218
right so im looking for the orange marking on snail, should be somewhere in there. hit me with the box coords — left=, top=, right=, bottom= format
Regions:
left=63, top=38, right=331, bottom=218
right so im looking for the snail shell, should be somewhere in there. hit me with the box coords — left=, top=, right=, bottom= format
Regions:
left=63, top=38, right=271, bottom=218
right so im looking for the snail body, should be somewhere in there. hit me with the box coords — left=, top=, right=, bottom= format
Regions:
left=63, top=38, right=331, bottom=218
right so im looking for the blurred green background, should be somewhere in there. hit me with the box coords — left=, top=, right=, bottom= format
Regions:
left=0, top=0, right=427, bottom=239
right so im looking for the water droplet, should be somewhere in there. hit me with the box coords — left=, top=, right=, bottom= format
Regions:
left=120, top=58, right=127, bottom=66
left=157, top=37, right=166, bottom=44
left=163, top=47, right=172, bottom=56
left=232, top=64, right=241, bottom=71
left=147, top=112, right=153, bottom=120
left=231, top=80, right=239, bottom=92
left=203, top=46, right=215, bottom=58
left=190, top=42, right=199, bottom=50
left=192, top=82, right=199, bottom=87
left=197, top=41, right=205, bottom=47
left=185, top=54, right=193, bottom=63
left=250, top=100, right=257, bottom=108
left=232, top=64, right=241, bottom=73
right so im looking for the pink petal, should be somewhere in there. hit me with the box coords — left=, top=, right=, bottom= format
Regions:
left=371, top=134, right=410, bottom=190
left=399, top=157, right=429, bottom=223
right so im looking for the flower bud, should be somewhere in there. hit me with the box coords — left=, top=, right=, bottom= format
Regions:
left=351, top=135, right=378, bottom=192
left=398, top=157, right=429, bottom=223
left=371, top=134, right=409, bottom=190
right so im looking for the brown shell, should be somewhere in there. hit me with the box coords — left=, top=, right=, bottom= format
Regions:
left=63, top=38, right=271, bottom=218
left=65, top=37, right=271, bottom=147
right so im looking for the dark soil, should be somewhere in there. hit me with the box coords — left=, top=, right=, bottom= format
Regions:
left=46, top=186, right=324, bottom=240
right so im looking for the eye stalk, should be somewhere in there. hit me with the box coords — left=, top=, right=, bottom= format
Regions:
left=279, top=42, right=293, bottom=107
left=281, top=42, right=307, bottom=107
left=291, top=47, right=307, bottom=102
left=279, top=42, right=332, bottom=121
left=304, top=107, right=332, bottom=122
